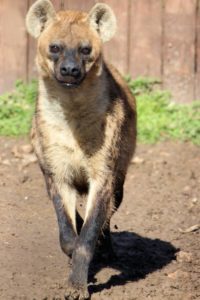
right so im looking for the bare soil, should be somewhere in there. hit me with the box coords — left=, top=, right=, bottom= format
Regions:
left=0, top=137, right=199, bottom=300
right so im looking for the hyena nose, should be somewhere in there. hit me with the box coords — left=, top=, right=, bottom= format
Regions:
left=60, top=62, right=81, bottom=78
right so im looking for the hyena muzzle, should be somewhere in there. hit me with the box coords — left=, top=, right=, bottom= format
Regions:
left=26, top=0, right=136, bottom=299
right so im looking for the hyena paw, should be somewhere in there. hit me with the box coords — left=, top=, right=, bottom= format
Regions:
left=65, top=282, right=89, bottom=300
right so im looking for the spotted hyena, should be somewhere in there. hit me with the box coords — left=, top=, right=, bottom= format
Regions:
left=26, top=0, right=136, bottom=298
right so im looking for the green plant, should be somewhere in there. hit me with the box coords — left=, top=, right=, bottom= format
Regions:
left=125, top=75, right=161, bottom=95
left=0, top=80, right=37, bottom=136
left=127, top=77, right=200, bottom=145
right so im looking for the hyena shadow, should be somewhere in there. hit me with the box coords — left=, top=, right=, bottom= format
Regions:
left=89, top=231, right=177, bottom=294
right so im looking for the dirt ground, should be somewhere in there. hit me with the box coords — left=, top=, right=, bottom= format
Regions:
left=0, top=137, right=199, bottom=300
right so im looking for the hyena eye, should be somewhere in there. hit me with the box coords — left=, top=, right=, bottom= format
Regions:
left=80, top=47, right=92, bottom=55
left=49, top=44, right=60, bottom=54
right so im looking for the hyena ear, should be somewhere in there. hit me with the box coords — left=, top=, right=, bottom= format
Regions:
left=26, top=0, right=56, bottom=38
left=88, top=3, right=117, bottom=43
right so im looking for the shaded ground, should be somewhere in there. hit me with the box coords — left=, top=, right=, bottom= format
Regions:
left=0, top=137, right=199, bottom=300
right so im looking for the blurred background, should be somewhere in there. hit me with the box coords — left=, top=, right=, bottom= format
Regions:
left=1, top=0, right=200, bottom=103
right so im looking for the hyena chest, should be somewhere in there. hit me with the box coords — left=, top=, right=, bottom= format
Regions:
left=43, top=117, right=88, bottom=186
left=38, top=97, right=108, bottom=187
left=46, top=127, right=86, bottom=177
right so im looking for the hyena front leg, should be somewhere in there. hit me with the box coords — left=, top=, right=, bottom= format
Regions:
left=52, top=192, right=77, bottom=257
left=44, top=173, right=78, bottom=257
left=65, top=180, right=112, bottom=300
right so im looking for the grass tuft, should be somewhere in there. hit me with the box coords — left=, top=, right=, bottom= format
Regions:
left=127, top=77, right=200, bottom=145
left=0, top=80, right=37, bottom=136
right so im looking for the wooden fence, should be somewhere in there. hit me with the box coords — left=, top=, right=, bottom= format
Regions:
left=0, top=0, right=200, bottom=103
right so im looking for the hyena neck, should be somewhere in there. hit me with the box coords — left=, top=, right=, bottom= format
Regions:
left=38, top=64, right=109, bottom=120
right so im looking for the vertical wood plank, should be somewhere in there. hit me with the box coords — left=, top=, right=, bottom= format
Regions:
left=163, top=0, right=196, bottom=103
left=64, top=0, right=96, bottom=11
left=27, top=0, right=37, bottom=81
left=27, top=0, right=62, bottom=80
left=0, top=0, right=28, bottom=93
left=195, top=1, right=200, bottom=100
left=129, top=0, right=163, bottom=79
left=100, top=0, right=130, bottom=74
left=27, top=36, right=37, bottom=80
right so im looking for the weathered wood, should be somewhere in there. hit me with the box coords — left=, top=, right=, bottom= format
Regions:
left=195, top=1, right=200, bottom=100
left=27, top=36, right=37, bottom=81
left=27, top=0, right=37, bottom=80
left=129, top=0, right=163, bottom=79
left=0, top=0, right=28, bottom=93
left=64, top=0, right=96, bottom=11
left=163, top=0, right=197, bottom=103
left=101, top=0, right=130, bottom=74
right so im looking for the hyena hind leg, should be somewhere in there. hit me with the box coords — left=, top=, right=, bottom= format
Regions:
left=95, top=182, right=124, bottom=261
left=76, top=210, right=84, bottom=234
left=95, top=222, right=115, bottom=261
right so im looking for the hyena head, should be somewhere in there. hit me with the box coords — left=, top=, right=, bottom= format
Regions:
left=26, top=0, right=116, bottom=88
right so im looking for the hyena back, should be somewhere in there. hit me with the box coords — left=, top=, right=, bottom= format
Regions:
left=26, top=0, right=136, bottom=298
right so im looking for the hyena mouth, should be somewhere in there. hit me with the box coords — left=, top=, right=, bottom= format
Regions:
left=55, top=75, right=85, bottom=88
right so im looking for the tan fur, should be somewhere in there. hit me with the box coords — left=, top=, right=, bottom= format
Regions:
left=27, top=1, right=136, bottom=297
left=26, top=0, right=56, bottom=38
left=88, top=3, right=117, bottom=42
